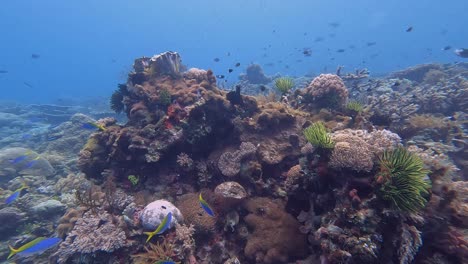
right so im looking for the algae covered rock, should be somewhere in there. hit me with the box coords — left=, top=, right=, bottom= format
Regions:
left=31, top=199, right=67, bottom=216
left=0, top=147, right=54, bottom=177
left=140, top=199, right=183, bottom=230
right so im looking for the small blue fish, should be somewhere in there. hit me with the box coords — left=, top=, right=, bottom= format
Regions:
left=9, top=151, right=33, bottom=164
left=199, top=193, right=215, bottom=217
left=9, top=237, right=61, bottom=259
left=25, top=156, right=41, bottom=169
left=5, top=183, right=28, bottom=204
left=144, top=212, right=172, bottom=243
left=46, top=135, right=62, bottom=141
left=155, top=261, right=176, bottom=264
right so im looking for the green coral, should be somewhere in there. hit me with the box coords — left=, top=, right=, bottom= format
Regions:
left=158, top=89, right=172, bottom=108
left=127, top=175, right=139, bottom=186
left=303, top=122, right=334, bottom=149
left=377, top=147, right=431, bottom=213
left=275, top=77, right=294, bottom=94
left=110, top=83, right=128, bottom=113
left=346, top=100, right=364, bottom=113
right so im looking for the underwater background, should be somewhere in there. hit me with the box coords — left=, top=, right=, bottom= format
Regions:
left=0, top=1, right=467, bottom=264
left=1, top=0, right=468, bottom=102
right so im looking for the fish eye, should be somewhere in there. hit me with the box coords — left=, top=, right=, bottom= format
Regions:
left=161, top=206, right=167, bottom=209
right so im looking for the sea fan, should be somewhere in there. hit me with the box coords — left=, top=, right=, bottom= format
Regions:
left=110, top=83, right=127, bottom=113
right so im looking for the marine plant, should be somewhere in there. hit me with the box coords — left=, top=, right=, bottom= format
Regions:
left=303, top=122, right=335, bottom=149
left=110, top=83, right=128, bottom=113
left=275, top=77, right=294, bottom=94
left=346, top=100, right=364, bottom=113
left=158, top=89, right=172, bottom=108
left=376, top=147, right=431, bottom=213
left=128, top=175, right=139, bottom=186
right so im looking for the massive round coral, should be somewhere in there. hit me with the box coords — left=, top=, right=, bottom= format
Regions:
left=303, top=74, right=348, bottom=109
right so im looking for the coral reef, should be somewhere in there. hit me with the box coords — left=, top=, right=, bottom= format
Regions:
left=302, top=74, right=349, bottom=109
left=53, top=210, right=130, bottom=263
left=243, top=197, right=307, bottom=263
left=176, top=193, right=216, bottom=233
left=140, top=199, right=183, bottom=230
left=217, top=142, right=257, bottom=177
left=240, top=64, right=271, bottom=84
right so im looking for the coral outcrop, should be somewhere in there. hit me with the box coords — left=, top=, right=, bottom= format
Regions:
left=302, top=74, right=348, bottom=109
left=243, top=197, right=307, bottom=263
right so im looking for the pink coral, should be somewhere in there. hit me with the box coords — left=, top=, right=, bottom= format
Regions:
left=305, top=74, right=348, bottom=108
left=329, top=134, right=374, bottom=172
left=217, top=142, right=257, bottom=177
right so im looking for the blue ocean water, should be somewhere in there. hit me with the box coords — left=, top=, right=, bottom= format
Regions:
left=0, top=0, right=467, bottom=103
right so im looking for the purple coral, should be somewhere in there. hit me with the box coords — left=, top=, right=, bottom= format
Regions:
left=305, top=74, right=348, bottom=108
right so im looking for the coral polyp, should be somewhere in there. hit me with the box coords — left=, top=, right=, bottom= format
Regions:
left=376, top=147, right=431, bottom=213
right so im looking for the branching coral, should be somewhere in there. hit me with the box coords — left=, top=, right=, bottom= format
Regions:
left=54, top=210, right=129, bottom=263
left=274, top=77, right=294, bottom=94
left=376, top=147, right=431, bottom=213
left=131, top=239, right=179, bottom=264
left=395, top=223, right=423, bottom=264
left=303, top=122, right=334, bottom=149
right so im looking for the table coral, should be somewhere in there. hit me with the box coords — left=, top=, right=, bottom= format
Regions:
left=243, top=197, right=307, bottom=263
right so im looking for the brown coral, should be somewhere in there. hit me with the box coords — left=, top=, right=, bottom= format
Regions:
left=176, top=193, right=216, bottom=233
left=243, top=197, right=307, bottom=263
left=304, top=74, right=348, bottom=108
left=56, top=208, right=85, bottom=239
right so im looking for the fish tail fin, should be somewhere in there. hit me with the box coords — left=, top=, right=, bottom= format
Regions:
left=144, top=232, right=154, bottom=243
left=7, top=245, right=19, bottom=259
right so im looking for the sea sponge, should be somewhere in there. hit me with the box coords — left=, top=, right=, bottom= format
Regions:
left=243, top=197, right=307, bottom=263
left=304, top=74, right=348, bottom=108
left=176, top=193, right=216, bottom=233
left=214, top=181, right=247, bottom=209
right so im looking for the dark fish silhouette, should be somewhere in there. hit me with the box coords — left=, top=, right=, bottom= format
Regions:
left=31, top=54, right=40, bottom=59
left=406, top=26, right=413, bottom=32
left=0, top=70, right=7, bottom=74
left=336, top=49, right=345, bottom=53
left=228, top=69, right=233, bottom=73
left=214, top=58, right=220, bottom=62
left=367, top=42, right=377, bottom=46
left=454, top=48, right=468, bottom=58
left=235, top=62, right=240, bottom=67
left=442, top=46, right=451, bottom=51
left=329, top=22, right=340, bottom=28
left=314, top=37, right=324, bottom=42
left=303, top=48, right=312, bottom=57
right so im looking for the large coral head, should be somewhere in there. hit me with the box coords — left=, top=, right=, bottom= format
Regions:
left=376, top=147, right=431, bottom=213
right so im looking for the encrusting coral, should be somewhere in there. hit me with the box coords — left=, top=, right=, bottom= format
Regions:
left=243, top=197, right=307, bottom=263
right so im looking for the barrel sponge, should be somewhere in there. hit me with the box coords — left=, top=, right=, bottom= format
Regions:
left=243, top=197, right=307, bottom=263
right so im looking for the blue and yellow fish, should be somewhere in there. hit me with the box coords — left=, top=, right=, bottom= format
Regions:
left=9, top=151, right=33, bottom=164
left=8, top=237, right=61, bottom=259
left=82, top=122, right=106, bottom=131
left=199, top=193, right=215, bottom=217
left=5, top=182, right=28, bottom=204
left=24, top=156, right=41, bottom=169
left=155, top=260, right=176, bottom=264
left=144, top=212, right=172, bottom=243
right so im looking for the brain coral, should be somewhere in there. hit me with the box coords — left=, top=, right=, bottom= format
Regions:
left=304, top=74, right=348, bottom=108
left=243, top=197, right=307, bottom=263
left=176, top=192, right=216, bottom=233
